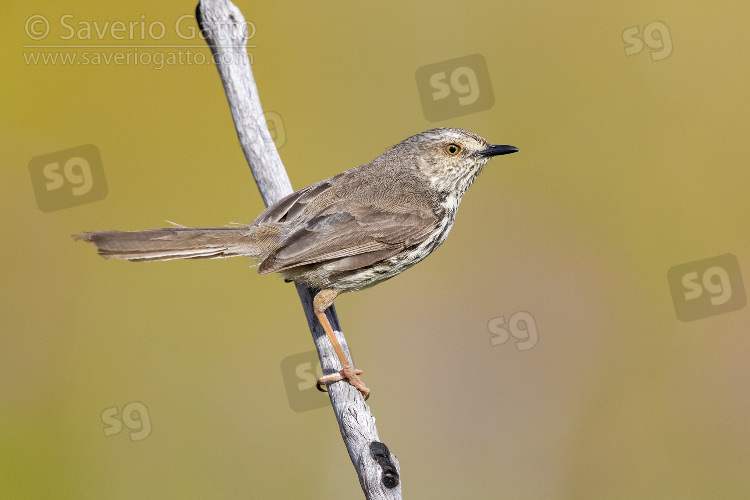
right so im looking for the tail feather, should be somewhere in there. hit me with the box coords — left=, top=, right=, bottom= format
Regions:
left=73, top=227, right=260, bottom=262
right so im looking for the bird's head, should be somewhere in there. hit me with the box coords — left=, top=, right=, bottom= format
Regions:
left=384, top=127, right=518, bottom=197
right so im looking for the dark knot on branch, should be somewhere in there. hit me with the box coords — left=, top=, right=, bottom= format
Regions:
left=369, top=441, right=399, bottom=489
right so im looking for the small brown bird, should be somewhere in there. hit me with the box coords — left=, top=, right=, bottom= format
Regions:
left=74, top=128, right=518, bottom=398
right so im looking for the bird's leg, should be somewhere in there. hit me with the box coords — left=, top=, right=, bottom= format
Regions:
left=313, top=289, right=370, bottom=400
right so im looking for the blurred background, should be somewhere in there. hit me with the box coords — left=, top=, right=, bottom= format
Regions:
left=3, top=1, right=749, bottom=498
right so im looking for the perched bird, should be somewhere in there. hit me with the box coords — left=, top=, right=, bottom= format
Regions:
left=74, top=127, right=518, bottom=398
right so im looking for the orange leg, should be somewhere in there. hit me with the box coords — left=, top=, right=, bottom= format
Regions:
left=313, top=290, right=370, bottom=399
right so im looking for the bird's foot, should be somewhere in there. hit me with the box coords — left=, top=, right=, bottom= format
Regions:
left=317, top=366, right=370, bottom=400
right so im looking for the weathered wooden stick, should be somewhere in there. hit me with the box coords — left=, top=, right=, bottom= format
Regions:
left=195, top=2, right=401, bottom=498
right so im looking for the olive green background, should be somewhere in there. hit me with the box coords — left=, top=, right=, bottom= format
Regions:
left=3, top=1, right=749, bottom=498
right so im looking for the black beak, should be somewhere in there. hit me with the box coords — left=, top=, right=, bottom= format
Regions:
left=476, top=144, right=519, bottom=157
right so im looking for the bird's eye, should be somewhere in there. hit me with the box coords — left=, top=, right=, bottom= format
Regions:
left=445, top=143, right=461, bottom=155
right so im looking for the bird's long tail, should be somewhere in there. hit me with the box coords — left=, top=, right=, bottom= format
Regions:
left=73, top=226, right=261, bottom=262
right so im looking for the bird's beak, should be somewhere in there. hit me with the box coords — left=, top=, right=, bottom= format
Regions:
left=476, top=144, right=519, bottom=157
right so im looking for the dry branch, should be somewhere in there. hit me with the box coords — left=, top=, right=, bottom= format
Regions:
left=195, top=1, right=401, bottom=498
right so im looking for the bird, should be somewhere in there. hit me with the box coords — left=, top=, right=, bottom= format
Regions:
left=74, top=127, right=519, bottom=399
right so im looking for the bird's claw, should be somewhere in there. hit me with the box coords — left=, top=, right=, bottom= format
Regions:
left=316, top=367, right=370, bottom=400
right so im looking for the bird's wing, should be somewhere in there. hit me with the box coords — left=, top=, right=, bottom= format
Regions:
left=257, top=198, right=439, bottom=274
left=252, top=181, right=334, bottom=226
